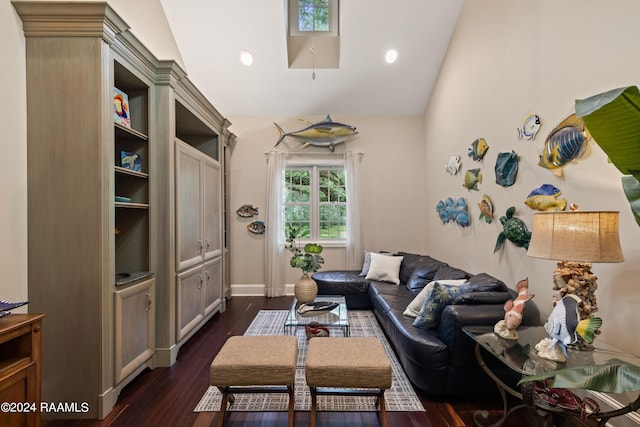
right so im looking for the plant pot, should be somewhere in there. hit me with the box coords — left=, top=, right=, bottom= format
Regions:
left=294, top=274, right=318, bottom=303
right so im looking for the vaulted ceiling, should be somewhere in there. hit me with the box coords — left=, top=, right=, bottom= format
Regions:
left=159, top=0, right=463, bottom=117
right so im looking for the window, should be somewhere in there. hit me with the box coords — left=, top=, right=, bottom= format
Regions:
left=289, top=0, right=339, bottom=37
left=284, top=165, right=346, bottom=241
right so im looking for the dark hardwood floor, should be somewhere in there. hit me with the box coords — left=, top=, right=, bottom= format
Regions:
left=40, top=296, right=520, bottom=427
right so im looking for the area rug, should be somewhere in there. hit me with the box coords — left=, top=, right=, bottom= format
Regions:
left=194, top=310, right=425, bottom=412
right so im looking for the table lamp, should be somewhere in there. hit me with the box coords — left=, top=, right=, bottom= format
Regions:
left=527, top=210, right=624, bottom=349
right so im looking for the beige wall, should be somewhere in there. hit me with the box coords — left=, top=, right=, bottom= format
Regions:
left=227, top=115, right=426, bottom=293
left=424, top=0, right=640, bottom=355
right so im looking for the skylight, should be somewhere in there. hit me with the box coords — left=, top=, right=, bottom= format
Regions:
left=289, top=0, right=338, bottom=37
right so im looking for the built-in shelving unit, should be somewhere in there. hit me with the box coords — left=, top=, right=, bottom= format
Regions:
left=13, top=1, right=236, bottom=420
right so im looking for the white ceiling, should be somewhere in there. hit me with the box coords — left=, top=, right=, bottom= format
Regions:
left=159, top=0, right=463, bottom=117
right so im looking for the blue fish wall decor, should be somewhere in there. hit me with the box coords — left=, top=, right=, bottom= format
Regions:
left=436, top=197, right=470, bottom=227
left=517, top=113, right=542, bottom=140
left=539, top=113, right=591, bottom=176
left=494, top=151, right=519, bottom=187
left=273, top=115, right=358, bottom=151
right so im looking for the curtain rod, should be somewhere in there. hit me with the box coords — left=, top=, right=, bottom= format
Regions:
left=264, top=151, right=364, bottom=156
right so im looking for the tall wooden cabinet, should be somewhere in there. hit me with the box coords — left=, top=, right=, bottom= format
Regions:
left=14, top=1, right=235, bottom=419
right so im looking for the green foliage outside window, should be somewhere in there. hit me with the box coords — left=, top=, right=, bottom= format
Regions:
left=299, top=0, right=329, bottom=32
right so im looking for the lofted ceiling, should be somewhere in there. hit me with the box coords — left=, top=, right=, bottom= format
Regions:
left=159, top=0, right=463, bottom=117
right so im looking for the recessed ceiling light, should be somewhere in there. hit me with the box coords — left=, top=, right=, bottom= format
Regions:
left=240, top=50, right=253, bottom=66
left=385, top=49, right=398, bottom=64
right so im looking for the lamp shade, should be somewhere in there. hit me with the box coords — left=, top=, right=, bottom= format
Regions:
left=527, top=211, right=624, bottom=263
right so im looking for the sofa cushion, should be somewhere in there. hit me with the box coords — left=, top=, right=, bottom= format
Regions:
left=433, top=265, right=471, bottom=281
left=396, top=252, right=446, bottom=287
left=359, top=250, right=394, bottom=276
left=403, top=279, right=469, bottom=317
left=412, top=282, right=472, bottom=329
left=454, top=291, right=512, bottom=305
left=466, top=272, right=509, bottom=292
left=365, top=252, right=404, bottom=284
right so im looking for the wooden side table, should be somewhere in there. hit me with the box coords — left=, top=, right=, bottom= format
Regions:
left=0, top=314, right=44, bottom=427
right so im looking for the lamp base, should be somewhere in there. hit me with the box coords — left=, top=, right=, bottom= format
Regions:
left=552, top=261, right=601, bottom=348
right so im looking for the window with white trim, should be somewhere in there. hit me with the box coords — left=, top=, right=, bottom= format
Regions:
left=289, top=0, right=339, bottom=37
left=284, top=163, right=346, bottom=242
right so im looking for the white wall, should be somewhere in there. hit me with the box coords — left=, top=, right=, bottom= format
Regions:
left=424, top=0, right=640, bottom=355
left=227, top=116, right=426, bottom=292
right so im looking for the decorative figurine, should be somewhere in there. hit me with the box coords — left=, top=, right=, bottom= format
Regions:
left=517, top=113, right=542, bottom=140
left=478, top=194, right=494, bottom=224
left=524, top=184, right=567, bottom=212
left=538, top=113, right=591, bottom=176
left=445, top=154, right=462, bottom=175
left=273, top=115, right=358, bottom=151
left=494, top=278, right=534, bottom=340
left=494, top=206, right=531, bottom=253
left=494, top=151, right=519, bottom=187
left=467, top=138, right=489, bottom=161
left=463, top=168, right=482, bottom=191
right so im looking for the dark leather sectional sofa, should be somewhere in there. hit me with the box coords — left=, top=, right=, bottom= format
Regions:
left=312, top=251, right=541, bottom=397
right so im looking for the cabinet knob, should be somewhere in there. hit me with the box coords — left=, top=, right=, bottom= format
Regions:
left=205, top=239, right=211, bottom=250
left=198, top=275, right=203, bottom=289
left=197, top=240, right=203, bottom=255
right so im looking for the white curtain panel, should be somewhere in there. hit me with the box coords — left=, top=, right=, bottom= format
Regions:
left=264, top=150, right=287, bottom=297
left=345, top=152, right=364, bottom=270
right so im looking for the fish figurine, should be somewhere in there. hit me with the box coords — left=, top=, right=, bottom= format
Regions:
left=247, top=221, right=265, bottom=234
left=463, top=168, right=482, bottom=190
left=494, top=151, right=519, bottom=187
left=445, top=154, right=462, bottom=175
left=539, top=113, right=591, bottom=176
left=544, top=294, right=602, bottom=357
left=468, top=138, right=489, bottom=161
left=478, top=194, right=493, bottom=223
left=436, top=197, right=469, bottom=226
left=236, top=204, right=259, bottom=217
left=517, top=113, right=542, bottom=140
left=273, top=115, right=358, bottom=151
left=524, top=184, right=567, bottom=211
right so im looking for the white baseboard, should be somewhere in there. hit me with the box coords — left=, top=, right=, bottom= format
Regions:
left=230, top=283, right=294, bottom=296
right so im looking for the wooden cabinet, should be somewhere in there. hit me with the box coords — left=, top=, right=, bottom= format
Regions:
left=176, top=258, right=222, bottom=340
left=14, top=1, right=235, bottom=418
left=0, top=314, right=44, bottom=427
left=114, top=278, right=155, bottom=384
left=176, top=140, right=222, bottom=271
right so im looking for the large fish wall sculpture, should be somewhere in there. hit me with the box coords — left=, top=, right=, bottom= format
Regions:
left=538, top=113, right=591, bottom=176
left=273, top=115, right=358, bottom=151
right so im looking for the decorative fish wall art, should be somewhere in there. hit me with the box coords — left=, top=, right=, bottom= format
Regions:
left=236, top=204, right=259, bottom=217
left=494, top=151, right=519, bottom=187
left=478, top=194, right=494, bottom=223
left=273, top=115, right=358, bottom=151
left=538, top=113, right=591, bottom=176
left=436, top=197, right=470, bottom=227
left=524, top=184, right=567, bottom=212
left=463, top=168, right=482, bottom=191
left=517, top=113, right=542, bottom=140
left=468, top=138, right=489, bottom=161
left=445, top=154, right=461, bottom=175
left=247, top=221, right=265, bottom=234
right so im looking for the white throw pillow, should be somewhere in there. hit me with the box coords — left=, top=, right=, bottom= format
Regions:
left=359, top=251, right=392, bottom=276
left=365, top=252, right=404, bottom=284
left=403, top=279, right=469, bottom=317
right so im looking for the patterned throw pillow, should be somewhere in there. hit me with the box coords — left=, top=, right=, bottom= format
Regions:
left=403, top=279, right=468, bottom=317
left=412, top=282, right=472, bottom=329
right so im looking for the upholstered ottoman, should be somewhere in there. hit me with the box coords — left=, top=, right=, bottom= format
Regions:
left=305, top=337, right=392, bottom=427
left=210, top=335, right=298, bottom=427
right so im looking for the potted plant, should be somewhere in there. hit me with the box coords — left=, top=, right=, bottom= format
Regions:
left=286, top=227, right=324, bottom=303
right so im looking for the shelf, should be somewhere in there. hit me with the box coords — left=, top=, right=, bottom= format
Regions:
left=115, top=122, right=148, bottom=141
left=115, top=202, right=149, bottom=209
left=115, top=166, right=148, bottom=179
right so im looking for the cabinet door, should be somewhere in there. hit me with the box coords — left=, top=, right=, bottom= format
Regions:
left=114, top=278, right=155, bottom=384
left=176, top=265, right=205, bottom=341
left=176, top=140, right=203, bottom=271
left=203, top=157, right=222, bottom=260
left=204, top=257, right=222, bottom=316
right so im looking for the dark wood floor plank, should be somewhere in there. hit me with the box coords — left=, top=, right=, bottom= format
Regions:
left=41, top=296, right=515, bottom=427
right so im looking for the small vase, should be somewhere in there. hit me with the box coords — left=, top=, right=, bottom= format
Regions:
left=294, top=274, right=318, bottom=303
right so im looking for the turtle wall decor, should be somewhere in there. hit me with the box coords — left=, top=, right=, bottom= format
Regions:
left=494, top=206, right=531, bottom=253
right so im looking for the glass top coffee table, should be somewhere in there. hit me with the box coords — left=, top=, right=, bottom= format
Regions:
left=284, top=295, right=349, bottom=337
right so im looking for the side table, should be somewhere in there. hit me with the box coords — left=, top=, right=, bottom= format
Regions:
left=463, top=325, right=640, bottom=427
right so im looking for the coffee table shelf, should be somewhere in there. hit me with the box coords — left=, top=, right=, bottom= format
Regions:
left=284, top=295, right=349, bottom=337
